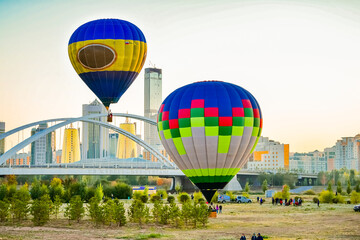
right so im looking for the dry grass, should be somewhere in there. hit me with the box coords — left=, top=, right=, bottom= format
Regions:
left=0, top=197, right=359, bottom=240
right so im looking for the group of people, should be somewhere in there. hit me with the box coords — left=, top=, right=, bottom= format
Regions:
left=271, top=197, right=302, bottom=206
left=240, top=233, right=264, bottom=240
left=256, top=197, right=264, bottom=205
left=208, top=203, right=223, bottom=213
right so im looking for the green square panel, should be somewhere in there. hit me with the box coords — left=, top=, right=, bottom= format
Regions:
left=205, top=126, right=219, bottom=136
left=244, top=117, right=253, bottom=127
left=205, top=117, right=218, bottom=126
left=162, top=120, right=169, bottom=130
left=232, top=126, right=244, bottom=136
left=170, top=128, right=180, bottom=138
left=180, top=127, right=192, bottom=137
left=244, top=108, right=253, bottom=117
left=233, top=117, right=244, bottom=126
left=158, top=122, right=163, bottom=131
left=219, top=126, right=232, bottom=135
left=254, top=118, right=260, bottom=127
left=158, top=112, right=163, bottom=121
left=191, top=108, right=204, bottom=117
left=163, top=129, right=171, bottom=139
left=178, top=118, right=191, bottom=128
left=251, top=127, right=259, bottom=136
left=191, top=117, right=205, bottom=127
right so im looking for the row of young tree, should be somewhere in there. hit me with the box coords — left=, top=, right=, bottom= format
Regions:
left=317, top=169, right=360, bottom=186
left=0, top=182, right=209, bottom=228
left=0, top=175, right=133, bottom=203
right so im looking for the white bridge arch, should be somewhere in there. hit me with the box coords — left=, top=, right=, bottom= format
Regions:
left=0, top=113, right=175, bottom=168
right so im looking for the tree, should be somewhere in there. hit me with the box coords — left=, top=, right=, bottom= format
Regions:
left=337, top=180, right=342, bottom=194
left=94, top=183, right=104, bottom=202
left=5, top=175, right=17, bottom=186
left=0, top=200, right=9, bottom=222
left=10, top=184, right=31, bottom=222
left=194, top=202, right=209, bottom=228
left=350, top=169, right=355, bottom=185
left=152, top=199, right=162, bottom=224
left=65, top=195, right=85, bottom=223
left=262, top=179, right=268, bottom=193
left=244, top=182, right=250, bottom=193
left=181, top=201, right=192, bottom=226
left=355, top=183, right=360, bottom=193
left=31, top=194, right=52, bottom=226
left=103, top=198, right=115, bottom=226
left=113, top=199, right=126, bottom=227
left=128, top=199, right=150, bottom=227
left=175, top=183, right=182, bottom=194
left=282, top=184, right=290, bottom=200
left=350, top=191, right=360, bottom=204
left=49, top=177, right=64, bottom=201
left=53, top=195, right=62, bottom=219
left=88, top=197, right=103, bottom=226
left=169, top=202, right=181, bottom=228
left=347, top=180, right=352, bottom=195
left=327, top=182, right=333, bottom=192
left=319, top=190, right=335, bottom=203
left=159, top=204, right=170, bottom=225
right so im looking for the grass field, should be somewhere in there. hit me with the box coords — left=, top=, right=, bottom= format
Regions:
left=0, top=195, right=359, bottom=240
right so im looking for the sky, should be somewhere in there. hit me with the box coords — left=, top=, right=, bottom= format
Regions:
left=0, top=0, right=360, bottom=153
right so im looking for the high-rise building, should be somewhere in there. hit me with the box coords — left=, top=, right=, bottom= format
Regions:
left=109, top=132, right=119, bottom=158
left=61, top=126, right=81, bottom=163
left=289, top=150, right=326, bottom=173
left=335, top=135, right=360, bottom=170
left=0, top=122, right=5, bottom=155
left=246, top=137, right=289, bottom=171
left=30, top=123, right=54, bottom=165
left=82, top=99, right=109, bottom=159
left=144, top=67, right=163, bottom=152
left=324, top=146, right=336, bottom=171
left=117, top=118, right=137, bottom=158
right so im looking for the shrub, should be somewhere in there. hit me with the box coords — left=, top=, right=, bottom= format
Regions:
left=350, top=191, right=360, bottom=204
left=156, top=189, right=168, bottom=199
left=0, top=200, right=9, bottom=222
left=319, top=190, right=335, bottom=203
left=152, top=199, right=162, bottom=224
left=193, top=191, right=203, bottom=203
left=244, top=182, right=250, bottom=193
left=175, top=183, right=182, bottom=194
left=0, top=185, right=7, bottom=201
left=178, top=192, right=190, bottom=204
left=242, top=192, right=250, bottom=199
left=150, top=194, right=161, bottom=203
left=332, top=195, right=344, bottom=204
left=313, top=197, right=319, bottom=203
left=31, top=194, right=52, bottom=226
left=128, top=199, right=150, bottom=227
left=94, top=184, right=104, bottom=202
left=197, top=198, right=205, bottom=204
left=210, top=191, right=219, bottom=203
left=273, top=191, right=282, bottom=200
left=133, top=191, right=148, bottom=203
left=88, top=197, right=103, bottom=226
left=169, top=202, right=181, bottom=228
left=181, top=201, right=192, bottom=226
left=103, top=198, right=115, bottom=226
left=225, top=191, right=235, bottom=202
left=52, top=195, right=62, bottom=219
left=167, top=195, right=175, bottom=204
left=159, top=204, right=170, bottom=225
left=65, top=195, right=85, bottom=223
left=282, top=185, right=290, bottom=200
left=294, top=196, right=303, bottom=202
left=262, top=179, right=268, bottom=193
left=303, top=190, right=316, bottom=195
left=113, top=199, right=126, bottom=226
left=347, top=180, right=352, bottom=195
left=140, top=194, right=148, bottom=203
left=10, top=184, right=31, bottom=222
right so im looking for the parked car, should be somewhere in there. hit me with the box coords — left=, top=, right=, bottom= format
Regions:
left=218, top=194, right=231, bottom=203
left=236, top=196, right=252, bottom=203
left=354, top=204, right=360, bottom=212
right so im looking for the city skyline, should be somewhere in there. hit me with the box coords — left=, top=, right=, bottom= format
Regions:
left=1, top=0, right=360, bottom=153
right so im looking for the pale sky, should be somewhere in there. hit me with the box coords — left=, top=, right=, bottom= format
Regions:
left=0, top=0, right=360, bottom=153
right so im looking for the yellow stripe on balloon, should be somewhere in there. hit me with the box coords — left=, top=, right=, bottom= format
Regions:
left=68, top=39, right=147, bottom=74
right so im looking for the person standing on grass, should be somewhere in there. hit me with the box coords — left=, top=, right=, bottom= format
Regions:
left=260, top=198, right=263, bottom=205
left=251, top=233, right=257, bottom=240
left=317, top=199, right=320, bottom=207
left=240, top=233, right=246, bottom=240
left=257, top=233, right=264, bottom=240
left=216, top=204, right=219, bottom=213
left=219, top=205, right=222, bottom=213
left=272, top=197, right=274, bottom=205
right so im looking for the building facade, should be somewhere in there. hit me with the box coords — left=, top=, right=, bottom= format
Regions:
left=82, top=99, right=109, bottom=159
left=0, top=122, right=5, bottom=155
left=335, top=135, right=360, bottom=170
left=144, top=67, right=163, bottom=152
left=246, top=137, right=289, bottom=171
left=117, top=118, right=137, bottom=158
left=289, top=150, right=327, bottom=173
left=30, top=123, right=54, bottom=165
left=108, top=132, right=119, bottom=158
left=61, top=126, right=81, bottom=163
left=323, top=146, right=336, bottom=171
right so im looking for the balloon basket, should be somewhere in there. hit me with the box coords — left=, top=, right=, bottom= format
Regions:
left=209, top=211, right=217, bottom=218
left=107, top=114, right=113, bottom=122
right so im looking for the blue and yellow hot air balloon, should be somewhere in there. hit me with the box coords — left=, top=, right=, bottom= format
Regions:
left=68, top=19, right=147, bottom=110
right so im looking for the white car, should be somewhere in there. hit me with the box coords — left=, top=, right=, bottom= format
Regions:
left=236, top=196, right=252, bottom=203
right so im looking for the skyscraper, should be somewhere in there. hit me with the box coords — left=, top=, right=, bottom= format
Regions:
left=335, top=135, right=360, bottom=170
left=117, top=118, right=137, bottom=158
left=82, top=99, right=109, bottom=159
left=30, top=123, right=54, bottom=165
left=144, top=67, right=162, bottom=152
left=61, top=126, right=81, bottom=163
left=109, top=132, right=119, bottom=158
left=0, top=122, right=5, bottom=156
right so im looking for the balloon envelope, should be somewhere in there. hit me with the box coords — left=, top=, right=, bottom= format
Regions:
left=157, top=81, right=262, bottom=202
left=68, top=19, right=147, bottom=108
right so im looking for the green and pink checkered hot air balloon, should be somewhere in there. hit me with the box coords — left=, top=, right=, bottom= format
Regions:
left=157, top=81, right=263, bottom=202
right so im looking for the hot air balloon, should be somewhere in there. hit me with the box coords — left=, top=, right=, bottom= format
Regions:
left=68, top=19, right=147, bottom=120
left=157, top=81, right=262, bottom=202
